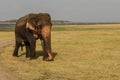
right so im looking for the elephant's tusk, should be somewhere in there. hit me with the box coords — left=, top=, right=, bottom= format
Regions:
left=26, top=22, right=36, bottom=31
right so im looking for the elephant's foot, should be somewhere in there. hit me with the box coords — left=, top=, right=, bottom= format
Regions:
left=13, top=54, right=19, bottom=57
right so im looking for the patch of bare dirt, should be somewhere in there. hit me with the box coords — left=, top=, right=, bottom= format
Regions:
left=0, top=67, right=16, bottom=80
left=0, top=39, right=16, bottom=80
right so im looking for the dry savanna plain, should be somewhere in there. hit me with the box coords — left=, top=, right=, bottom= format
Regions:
left=0, top=24, right=120, bottom=80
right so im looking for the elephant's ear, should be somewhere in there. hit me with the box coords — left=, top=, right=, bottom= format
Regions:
left=26, top=22, right=35, bottom=31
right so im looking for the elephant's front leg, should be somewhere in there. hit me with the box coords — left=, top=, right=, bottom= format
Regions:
left=42, top=26, right=53, bottom=61
left=27, top=33, right=36, bottom=59
left=41, top=40, right=48, bottom=60
left=24, top=41, right=30, bottom=58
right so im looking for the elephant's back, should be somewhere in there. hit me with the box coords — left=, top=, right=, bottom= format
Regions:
left=16, top=14, right=29, bottom=27
left=16, top=13, right=38, bottom=27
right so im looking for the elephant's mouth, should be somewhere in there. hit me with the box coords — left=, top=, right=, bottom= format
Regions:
left=33, top=33, right=38, bottom=39
left=31, top=30, right=39, bottom=39
left=33, top=33, right=43, bottom=40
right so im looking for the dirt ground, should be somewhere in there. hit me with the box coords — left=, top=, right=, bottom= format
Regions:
left=0, top=67, right=16, bottom=80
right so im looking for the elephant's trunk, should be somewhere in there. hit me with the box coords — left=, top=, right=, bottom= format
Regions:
left=42, top=25, right=53, bottom=61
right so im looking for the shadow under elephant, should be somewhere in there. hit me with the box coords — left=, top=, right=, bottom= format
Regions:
left=18, top=51, right=58, bottom=60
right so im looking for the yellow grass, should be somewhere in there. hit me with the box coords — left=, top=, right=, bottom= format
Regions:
left=0, top=32, right=14, bottom=40
left=0, top=24, right=120, bottom=80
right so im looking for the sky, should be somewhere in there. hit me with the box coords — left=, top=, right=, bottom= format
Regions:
left=0, top=0, right=120, bottom=22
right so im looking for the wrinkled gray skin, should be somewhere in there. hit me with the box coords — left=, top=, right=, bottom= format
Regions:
left=13, top=13, right=53, bottom=61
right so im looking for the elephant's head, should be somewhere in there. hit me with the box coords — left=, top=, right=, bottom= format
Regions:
left=26, top=13, right=52, bottom=35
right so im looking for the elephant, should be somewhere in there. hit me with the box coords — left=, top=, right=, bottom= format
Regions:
left=13, top=13, right=53, bottom=61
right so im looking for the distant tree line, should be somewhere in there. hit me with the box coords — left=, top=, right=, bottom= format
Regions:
left=0, top=19, right=120, bottom=25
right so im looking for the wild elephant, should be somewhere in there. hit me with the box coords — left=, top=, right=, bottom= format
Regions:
left=13, top=13, right=53, bottom=61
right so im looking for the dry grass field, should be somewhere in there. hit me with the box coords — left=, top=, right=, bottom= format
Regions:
left=0, top=24, right=120, bottom=80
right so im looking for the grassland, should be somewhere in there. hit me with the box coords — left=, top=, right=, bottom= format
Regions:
left=0, top=24, right=120, bottom=80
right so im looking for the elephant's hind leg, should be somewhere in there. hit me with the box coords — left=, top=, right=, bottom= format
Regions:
left=13, top=41, right=21, bottom=57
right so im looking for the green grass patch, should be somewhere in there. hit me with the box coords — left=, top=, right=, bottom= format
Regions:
left=0, top=27, right=15, bottom=32
left=52, top=25, right=120, bottom=31
left=1, top=25, right=120, bottom=32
